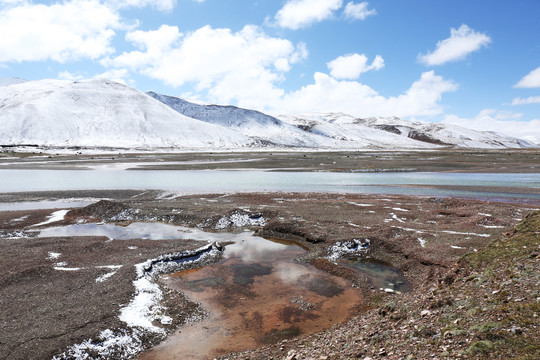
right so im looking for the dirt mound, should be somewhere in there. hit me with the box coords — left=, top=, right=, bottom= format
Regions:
left=68, top=200, right=130, bottom=220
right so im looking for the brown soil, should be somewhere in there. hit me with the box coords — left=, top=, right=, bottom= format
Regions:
left=0, top=190, right=538, bottom=360
left=1, top=149, right=540, bottom=173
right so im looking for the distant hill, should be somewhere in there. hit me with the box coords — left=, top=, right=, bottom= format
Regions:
left=0, top=78, right=534, bottom=150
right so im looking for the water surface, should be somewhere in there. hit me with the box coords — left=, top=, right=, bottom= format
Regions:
left=1, top=169, right=539, bottom=200
left=140, top=236, right=363, bottom=360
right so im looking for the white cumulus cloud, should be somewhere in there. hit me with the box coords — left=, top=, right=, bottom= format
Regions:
left=105, top=24, right=308, bottom=109
left=443, top=110, right=540, bottom=145
left=0, top=0, right=121, bottom=63
left=418, top=24, right=491, bottom=66
left=511, top=95, right=540, bottom=105
left=276, top=70, right=458, bottom=118
left=274, top=0, right=343, bottom=30
left=514, top=66, right=540, bottom=88
left=106, top=0, right=177, bottom=11
left=327, top=53, right=383, bottom=80
left=343, top=1, right=376, bottom=20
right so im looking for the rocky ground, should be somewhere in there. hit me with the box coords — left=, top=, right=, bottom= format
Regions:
left=1, top=189, right=539, bottom=359
left=220, top=210, right=540, bottom=360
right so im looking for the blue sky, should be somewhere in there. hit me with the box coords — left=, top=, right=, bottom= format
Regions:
left=1, top=0, right=539, bottom=142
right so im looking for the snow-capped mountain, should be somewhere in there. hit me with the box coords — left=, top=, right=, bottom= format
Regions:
left=0, top=78, right=535, bottom=150
left=0, top=77, right=26, bottom=87
left=355, top=116, right=533, bottom=149
left=276, top=113, right=437, bottom=149
left=147, top=92, right=339, bottom=148
left=0, top=79, right=252, bottom=149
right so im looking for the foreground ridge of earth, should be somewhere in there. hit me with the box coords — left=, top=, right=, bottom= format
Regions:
left=222, top=211, right=540, bottom=360
left=0, top=191, right=538, bottom=360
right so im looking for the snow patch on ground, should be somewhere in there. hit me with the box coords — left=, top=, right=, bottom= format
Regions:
left=30, top=209, right=69, bottom=227
left=439, top=230, right=491, bottom=237
left=478, top=224, right=505, bottom=229
left=393, top=226, right=426, bottom=234
left=347, top=202, right=373, bottom=207
left=121, top=243, right=223, bottom=331
left=55, top=242, right=223, bottom=359
left=10, top=215, right=29, bottom=223
left=54, top=266, right=83, bottom=271
left=417, top=238, right=426, bottom=247
left=328, top=239, right=370, bottom=261
left=52, top=328, right=145, bottom=360
left=119, top=276, right=166, bottom=333
left=215, top=211, right=267, bottom=229
left=47, top=252, right=61, bottom=260
left=96, top=270, right=120, bottom=283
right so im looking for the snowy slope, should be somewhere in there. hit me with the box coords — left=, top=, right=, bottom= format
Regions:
left=0, top=79, right=253, bottom=149
left=147, top=92, right=340, bottom=148
left=356, top=117, right=533, bottom=149
left=277, top=113, right=439, bottom=149
left=0, top=78, right=534, bottom=150
left=0, top=77, right=26, bottom=87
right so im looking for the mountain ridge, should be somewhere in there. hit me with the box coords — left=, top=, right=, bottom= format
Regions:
left=0, top=78, right=535, bottom=151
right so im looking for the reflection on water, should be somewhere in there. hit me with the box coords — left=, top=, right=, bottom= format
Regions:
left=0, top=200, right=94, bottom=211
left=140, top=235, right=363, bottom=360
left=1, top=169, right=539, bottom=200
left=35, top=222, right=254, bottom=242
left=343, top=259, right=413, bottom=292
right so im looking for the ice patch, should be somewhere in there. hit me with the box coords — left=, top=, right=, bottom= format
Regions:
left=451, top=245, right=465, bottom=249
left=417, top=238, right=426, bottom=247
left=478, top=213, right=492, bottom=217
left=30, top=209, right=69, bottom=227
left=390, top=207, right=409, bottom=212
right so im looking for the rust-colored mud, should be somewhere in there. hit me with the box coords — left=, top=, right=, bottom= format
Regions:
left=140, top=239, right=363, bottom=360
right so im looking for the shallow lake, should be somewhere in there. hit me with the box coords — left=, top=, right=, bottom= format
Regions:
left=1, top=169, right=539, bottom=200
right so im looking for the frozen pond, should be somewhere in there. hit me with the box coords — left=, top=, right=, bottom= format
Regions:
left=1, top=169, right=539, bottom=200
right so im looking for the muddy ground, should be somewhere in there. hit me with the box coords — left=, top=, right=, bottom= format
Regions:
left=1, top=188, right=539, bottom=360
left=1, top=149, right=540, bottom=173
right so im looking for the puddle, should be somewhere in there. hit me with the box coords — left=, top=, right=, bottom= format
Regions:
left=140, top=236, right=363, bottom=360
left=34, top=222, right=255, bottom=242
left=0, top=200, right=95, bottom=211
left=342, top=259, right=413, bottom=292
